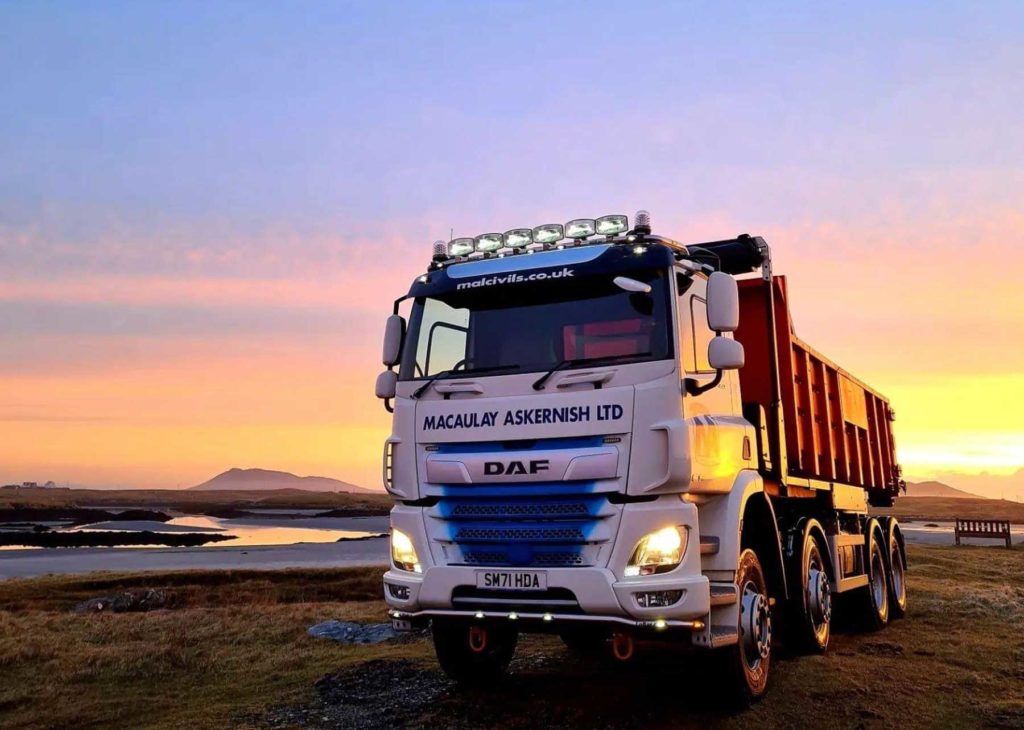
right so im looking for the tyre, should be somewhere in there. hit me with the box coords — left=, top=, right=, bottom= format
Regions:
left=432, top=619, right=517, bottom=684
left=862, top=527, right=890, bottom=630
left=559, top=625, right=607, bottom=654
left=790, top=528, right=832, bottom=653
left=716, top=548, right=772, bottom=705
left=886, top=523, right=908, bottom=619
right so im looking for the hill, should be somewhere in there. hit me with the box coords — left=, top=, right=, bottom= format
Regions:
left=190, top=468, right=373, bottom=494
left=905, top=480, right=975, bottom=498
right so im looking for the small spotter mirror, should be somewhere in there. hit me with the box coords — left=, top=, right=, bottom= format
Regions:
left=613, top=276, right=652, bottom=294
left=375, top=370, right=398, bottom=400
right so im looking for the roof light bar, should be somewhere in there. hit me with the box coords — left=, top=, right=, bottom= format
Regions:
left=448, top=237, right=475, bottom=257
left=433, top=211, right=647, bottom=267
left=532, top=224, right=563, bottom=244
left=565, top=218, right=596, bottom=239
left=504, top=228, right=532, bottom=248
left=475, top=233, right=503, bottom=252
left=596, top=214, right=628, bottom=236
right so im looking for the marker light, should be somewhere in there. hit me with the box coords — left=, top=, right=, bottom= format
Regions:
left=565, top=218, right=596, bottom=239
left=532, top=223, right=564, bottom=244
left=504, top=228, right=533, bottom=248
left=448, top=238, right=475, bottom=257
left=624, top=526, right=686, bottom=577
left=596, top=214, right=628, bottom=236
left=475, top=233, right=504, bottom=252
left=391, top=528, right=422, bottom=573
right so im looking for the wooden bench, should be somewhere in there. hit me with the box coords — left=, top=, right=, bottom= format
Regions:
left=954, top=519, right=1012, bottom=548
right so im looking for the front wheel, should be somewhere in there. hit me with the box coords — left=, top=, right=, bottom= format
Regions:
left=432, top=620, right=517, bottom=685
left=716, top=548, right=772, bottom=705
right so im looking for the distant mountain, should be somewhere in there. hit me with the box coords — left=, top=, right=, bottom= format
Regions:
left=905, top=480, right=975, bottom=499
left=190, top=468, right=375, bottom=494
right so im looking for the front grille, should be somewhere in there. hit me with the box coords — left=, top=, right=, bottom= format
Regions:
left=450, top=501, right=591, bottom=519
left=431, top=488, right=615, bottom=568
left=456, top=526, right=585, bottom=542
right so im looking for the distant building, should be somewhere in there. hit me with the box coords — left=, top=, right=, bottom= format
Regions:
left=22, top=482, right=38, bottom=489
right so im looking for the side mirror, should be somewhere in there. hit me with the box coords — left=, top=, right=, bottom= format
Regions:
left=706, top=272, right=739, bottom=332
left=382, top=315, right=406, bottom=367
left=375, top=370, right=398, bottom=399
left=613, top=276, right=652, bottom=294
left=708, top=337, right=744, bottom=370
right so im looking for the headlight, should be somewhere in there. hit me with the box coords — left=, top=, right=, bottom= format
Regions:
left=624, top=526, right=687, bottom=576
left=391, top=528, right=422, bottom=573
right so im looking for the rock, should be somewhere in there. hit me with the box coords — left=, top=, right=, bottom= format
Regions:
left=307, top=620, right=398, bottom=644
left=74, top=589, right=168, bottom=614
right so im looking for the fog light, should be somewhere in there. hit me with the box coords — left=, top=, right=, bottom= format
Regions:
left=508, top=612, right=518, bottom=621
left=386, top=583, right=410, bottom=600
left=654, top=619, right=668, bottom=630
left=543, top=613, right=553, bottom=622
left=635, top=590, right=684, bottom=608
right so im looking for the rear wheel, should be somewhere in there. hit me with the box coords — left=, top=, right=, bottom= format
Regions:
left=862, top=528, right=890, bottom=630
left=432, top=620, right=517, bottom=684
left=717, top=548, right=772, bottom=705
left=887, top=525, right=908, bottom=619
left=791, top=530, right=832, bottom=653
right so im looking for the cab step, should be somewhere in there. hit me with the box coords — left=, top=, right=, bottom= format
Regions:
left=699, top=536, right=720, bottom=555
left=709, top=582, right=738, bottom=607
left=710, top=625, right=739, bottom=648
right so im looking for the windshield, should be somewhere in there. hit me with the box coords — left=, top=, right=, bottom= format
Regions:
left=399, top=268, right=672, bottom=380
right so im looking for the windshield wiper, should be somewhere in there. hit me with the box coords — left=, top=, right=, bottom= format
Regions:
left=532, top=353, right=651, bottom=391
left=412, top=363, right=521, bottom=399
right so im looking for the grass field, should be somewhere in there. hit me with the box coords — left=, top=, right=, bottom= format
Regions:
left=873, top=496, right=1024, bottom=524
left=1, top=544, right=1022, bottom=729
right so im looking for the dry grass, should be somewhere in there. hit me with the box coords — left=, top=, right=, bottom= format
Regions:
left=873, top=496, right=1024, bottom=524
left=1, top=546, right=1022, bottom=729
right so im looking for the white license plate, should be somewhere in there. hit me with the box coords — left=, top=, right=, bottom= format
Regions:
left=475, top=570, right=547, bottom=591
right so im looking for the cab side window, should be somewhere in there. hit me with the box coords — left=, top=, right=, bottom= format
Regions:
left=416, top=298, right=469, bottom=376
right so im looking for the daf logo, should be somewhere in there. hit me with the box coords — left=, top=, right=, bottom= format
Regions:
left=483, top=459, right=550, bottom=476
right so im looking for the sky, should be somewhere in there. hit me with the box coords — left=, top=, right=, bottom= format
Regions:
left=1, top=1, right=1022, bottom=496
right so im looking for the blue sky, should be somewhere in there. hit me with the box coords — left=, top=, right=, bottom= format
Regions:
left=1, top=1, right=1022, bottom=489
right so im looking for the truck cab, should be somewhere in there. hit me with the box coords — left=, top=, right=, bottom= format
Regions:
left=376, top=212, right=906, bottom=703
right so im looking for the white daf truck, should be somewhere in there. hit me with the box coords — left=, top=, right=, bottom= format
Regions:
left=375, top=212, right=907, bottom=702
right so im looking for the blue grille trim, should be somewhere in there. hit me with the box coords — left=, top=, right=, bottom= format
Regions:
left=433, top=435, right=605, bottom=454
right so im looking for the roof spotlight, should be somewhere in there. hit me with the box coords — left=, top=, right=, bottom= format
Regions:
left=532, top=223, right=564, bottom=244
left=504, top=228, right=533, bottom=248
left=475, top=233, right=504, bottom=252
left=565, top=218, right=596, bottom=239
left=596, top=214, right=628, bottom=236
left=448, top=238, right=475, bottom=257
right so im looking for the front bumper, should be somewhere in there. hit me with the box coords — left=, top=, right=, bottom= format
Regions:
left=384, top=496, right=710, bottom=628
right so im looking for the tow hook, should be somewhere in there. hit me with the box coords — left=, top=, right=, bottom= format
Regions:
left=468, top=625, right=488, bottom=653
left=611, top=631, right=635, bottom=661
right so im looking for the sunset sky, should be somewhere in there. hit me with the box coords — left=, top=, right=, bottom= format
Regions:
left=1, top=2, right=1022, bottom=496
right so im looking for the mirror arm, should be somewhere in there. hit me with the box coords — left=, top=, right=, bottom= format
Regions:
left=384, top=398, right=394, bottom=414
left=684, top=369, right=723, bottom=396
